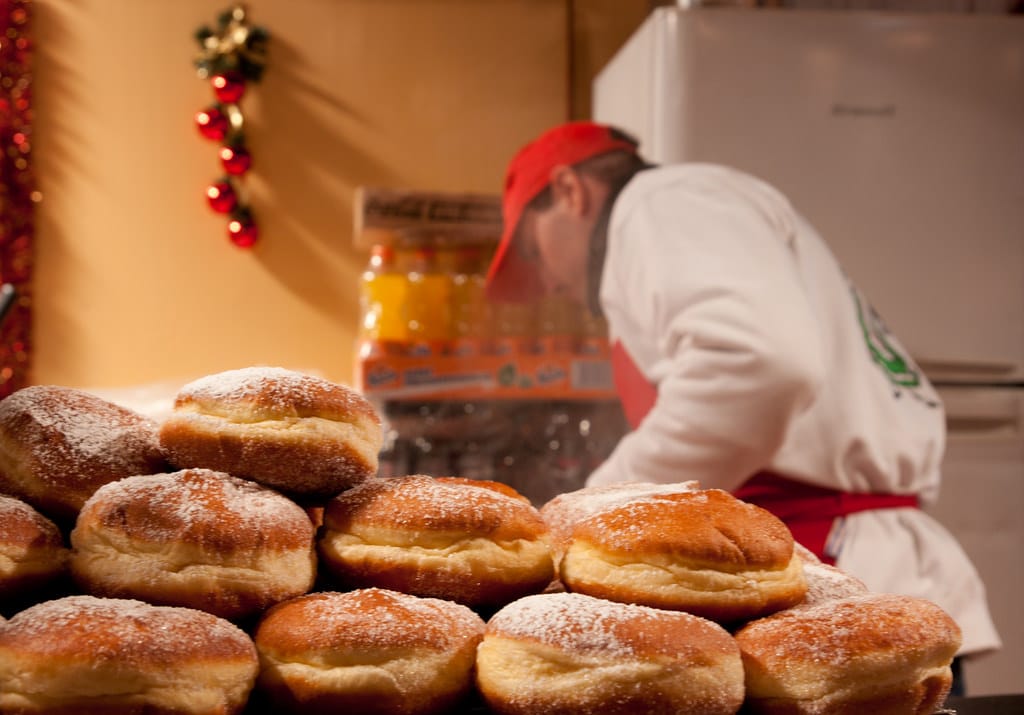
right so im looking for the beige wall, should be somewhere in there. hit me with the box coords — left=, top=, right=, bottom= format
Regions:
left=30, top=1, right=647, bottom=390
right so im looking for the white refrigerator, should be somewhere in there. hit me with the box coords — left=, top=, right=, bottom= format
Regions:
left=594, top=6, right=1024, bottom=696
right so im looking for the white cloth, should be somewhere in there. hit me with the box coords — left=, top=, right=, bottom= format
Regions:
left=587, top=164, right=1000, bottom=655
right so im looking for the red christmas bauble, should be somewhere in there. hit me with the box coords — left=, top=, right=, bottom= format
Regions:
left=195, top=106, right=228, bottom=141
left=219, top=145, right=252, bottom=176
left=227, top=217, right=259, bottom=248
left=211, top=72, right=246, bottom=104
left=206, top=181, right=237, bottom=213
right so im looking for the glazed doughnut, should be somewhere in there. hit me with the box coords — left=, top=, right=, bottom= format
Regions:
left=318, top=475, right=554, bottom=607
left=560, top=488, right=806, bottom=622
left=475, top=592, right=745, bottom=715
left=70, top=468, right=316, bottom=620
left=0, top=385, right=167, bottom=520
left=539, top=480, right=700, bottom=566
left=0, top=494, right=68, bottom=602
left=735, top=593, right=962, bottom=715
left=0, top=595, right=258, bottom=715
left=254, top=588, right=485, bottom=715
left=159, top=367, right=382, bottom=498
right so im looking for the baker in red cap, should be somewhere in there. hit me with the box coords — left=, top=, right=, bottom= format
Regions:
left=484, top=120, right=1000, bottom=688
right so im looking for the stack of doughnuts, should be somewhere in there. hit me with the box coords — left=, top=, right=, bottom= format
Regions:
left=0, top=368, right=964, bottom=714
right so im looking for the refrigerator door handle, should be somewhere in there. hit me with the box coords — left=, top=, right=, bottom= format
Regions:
left=917, top=358, right=1019, bottom=381
left=946, top=415, right=1019, bottom=436
left=939, top=387, right=1022, bottom=437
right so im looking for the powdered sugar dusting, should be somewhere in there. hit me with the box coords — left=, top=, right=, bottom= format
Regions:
left=175, top=366, right=376, bottom=423
left=0, top=595, right=253, bottom=660
left=179, top=367, right=317, bottom=403
left=0, top=385, right=164, bottom=494
left=797, top=561, right=868, bottom=609
left=487, top=592, right=673, bottom=658
left=262, top=589, right=485, bottom=650
left=0, top=494, right=64, bottom=559
left=736, top=593, right=961, bottom=669
left=327, top=474, right=544, bottom=533
left=540, top=481, right=701, bottom=545
left=78, top=468, right=313, bottom=547
left=0, top=492, right=58, bottom=530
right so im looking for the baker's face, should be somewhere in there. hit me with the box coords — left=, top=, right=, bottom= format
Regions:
left=516, top=167, right=609, bottom=305
left=518, top=205, right=590, bottom=304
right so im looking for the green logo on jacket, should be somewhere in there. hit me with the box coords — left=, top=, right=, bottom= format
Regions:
left=851, top=284, right=938, bottom=409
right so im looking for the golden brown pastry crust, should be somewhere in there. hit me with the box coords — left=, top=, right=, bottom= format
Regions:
left=159, top=367, right=382, bottom=498
left=254, top=588, right=485, bottom=715
left=318, top=475, right=554, bottom=607
left=475, top=592, right=745, bottom=715
left=0, top=386, right=166, bottom=520
left=0, top=494, right=68, bottom=601
left=539, top=480, right=701, bottom=567
left=70, top=468, right=316, bottom=619
left=0, top=595, right=258, bottom=714
left=560, top=489, right=806, bottom=622
left=735, top=593, right=962, bottom=715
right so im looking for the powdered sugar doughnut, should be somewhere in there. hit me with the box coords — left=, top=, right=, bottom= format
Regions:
left=0, top=385, right=167, bottom=521
left=318, top=475, right=554, bottom=607
left=735, top=593, right=961, bottom=715
left=70, top=468, right=316, bottom=620
left=159, top=367, right=382, bottom=498
left=254, top=588, right=485, bottom=714
left=476, top=592, right=744, bottom=715
left=0, top=595, right=258, bottom=714
left=0, top=494, right=68, bottom=603
left=560, top=489, right=806, bottom=622
left=540, top=480, right=700, bottom=567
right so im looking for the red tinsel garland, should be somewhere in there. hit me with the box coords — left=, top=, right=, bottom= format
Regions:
left=0, top=0, right=34, bottom=398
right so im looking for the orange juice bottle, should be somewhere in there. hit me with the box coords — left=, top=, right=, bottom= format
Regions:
left=576, top=309, right=610, bottom=359
left=359, top=243, right=407, bottom=357
left=448, top=244, right=489, bottom=358
left=404, top=242, right=452, bottom=357
left=536, top=293, right=577, bottom=357
left=489, top=298, right=536, bottom=360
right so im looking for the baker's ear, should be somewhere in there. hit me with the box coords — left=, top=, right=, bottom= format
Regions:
left=548, top=165, right=588, bottom=216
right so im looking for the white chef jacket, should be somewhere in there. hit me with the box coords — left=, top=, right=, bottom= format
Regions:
left=587, top=164, right=1000, bottom=656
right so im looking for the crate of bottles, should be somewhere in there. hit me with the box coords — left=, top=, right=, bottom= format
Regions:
left=353, top=187, right=628, bottom=504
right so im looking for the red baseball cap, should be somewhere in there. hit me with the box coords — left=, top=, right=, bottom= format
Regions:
left=485, top=121, right=639, bottom=303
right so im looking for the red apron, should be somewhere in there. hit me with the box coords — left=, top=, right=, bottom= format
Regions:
left=611, top=340, right=918, bottom=564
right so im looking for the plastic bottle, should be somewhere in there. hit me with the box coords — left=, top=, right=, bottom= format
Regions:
left=489, top=299, right=536, bottom=361
left=575, top=309, right=610, bottom=359
left=448, top=243, right=489, bottom=358
left=359, top=243, right=408, bottom=353
left=536, top=294, right=578, bottom=358
left=404, top=242, right=453, bottom=357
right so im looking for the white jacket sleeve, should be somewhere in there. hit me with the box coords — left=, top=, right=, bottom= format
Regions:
left=588, top=176, right=826, bottom=491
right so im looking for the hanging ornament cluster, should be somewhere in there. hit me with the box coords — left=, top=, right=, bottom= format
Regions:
left=192, top=4, right=268, bottom=248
